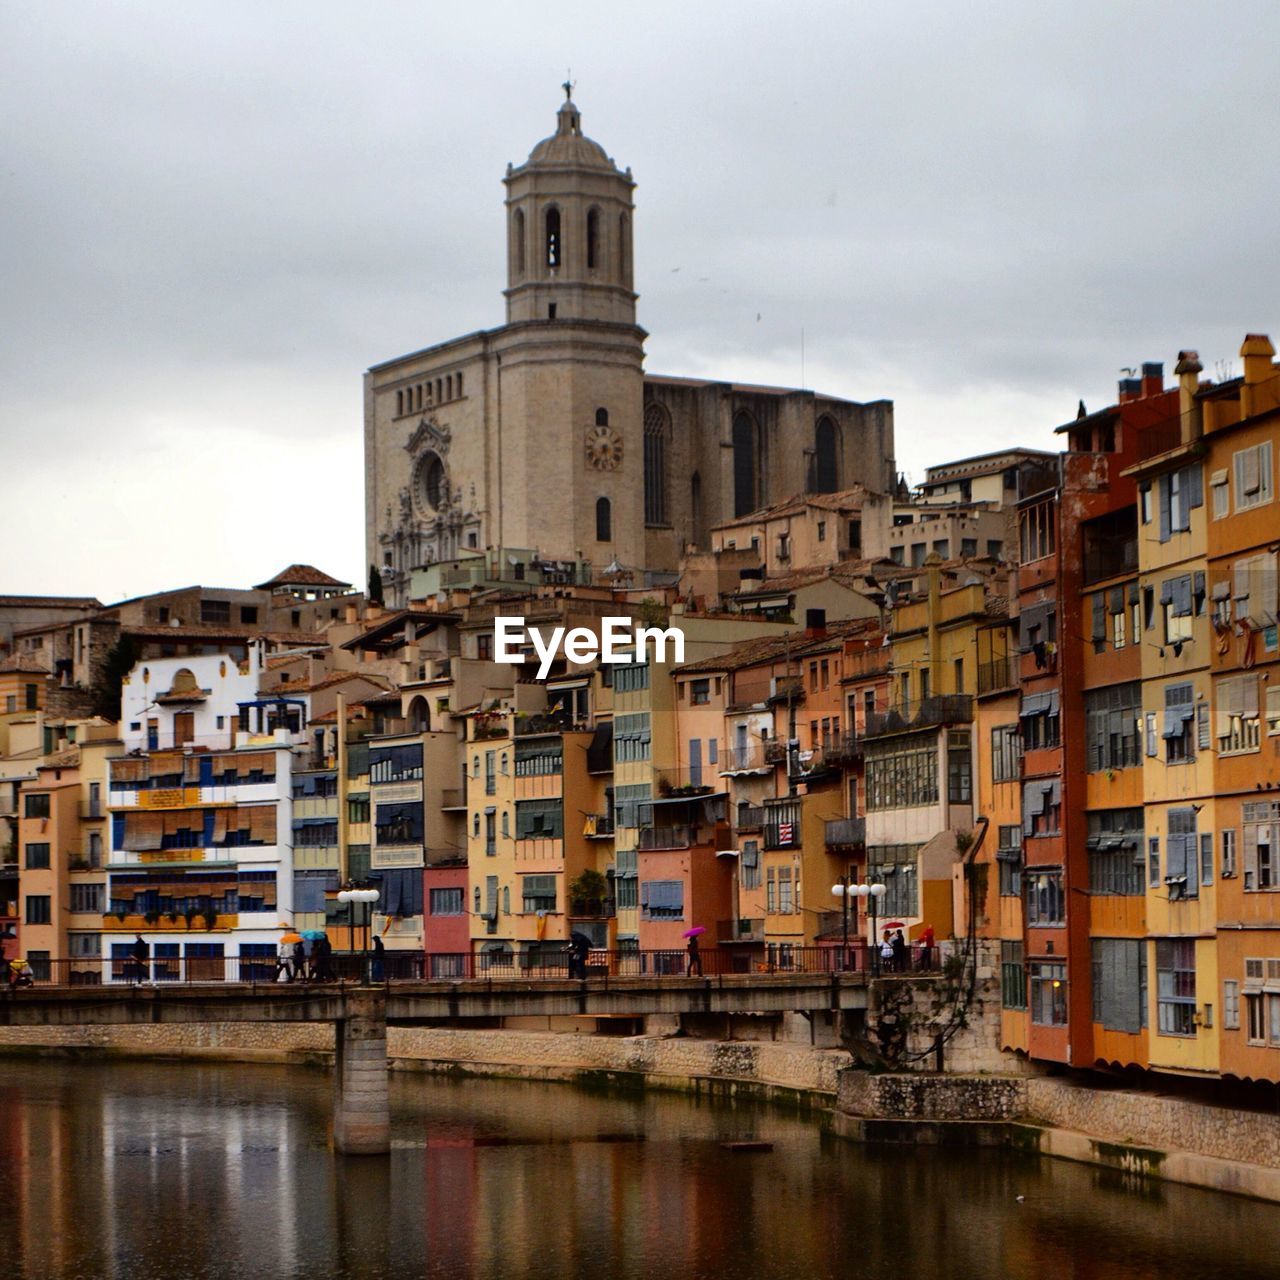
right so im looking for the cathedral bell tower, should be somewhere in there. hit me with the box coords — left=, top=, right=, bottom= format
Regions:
left=493, top=88, right=647, bottom=574
left=503, top=86, right=637, bottom=325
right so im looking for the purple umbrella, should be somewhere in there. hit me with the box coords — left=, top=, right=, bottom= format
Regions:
left=682, top=926, right=706, bottom=938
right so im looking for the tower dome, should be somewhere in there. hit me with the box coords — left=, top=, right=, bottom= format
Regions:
left=525, top=97, right=614, bottom=170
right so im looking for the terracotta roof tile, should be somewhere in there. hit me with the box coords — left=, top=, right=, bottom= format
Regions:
left=254, top=564, right=353, bottom=590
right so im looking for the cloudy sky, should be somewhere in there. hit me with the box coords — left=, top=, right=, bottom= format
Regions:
left=3, top=1, right=1277, bottom=601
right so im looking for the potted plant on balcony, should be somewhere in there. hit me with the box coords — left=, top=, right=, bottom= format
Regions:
left=143, top=910, right=160, bottom=926
left=568, top=869, right=607, bottom=917
left=184, top=908, right=201, bottom=930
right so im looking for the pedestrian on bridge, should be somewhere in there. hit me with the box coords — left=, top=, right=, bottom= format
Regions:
left=130, top=935, right=149, bottom=985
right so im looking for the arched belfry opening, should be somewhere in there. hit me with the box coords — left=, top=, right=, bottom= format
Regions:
left=545, top=207, right=561, bottom=269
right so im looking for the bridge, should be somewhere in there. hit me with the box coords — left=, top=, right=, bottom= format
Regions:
left=0, top=971, right=870, bottom=1154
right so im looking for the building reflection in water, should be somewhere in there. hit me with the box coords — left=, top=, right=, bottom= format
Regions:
left=0, top=1064, right=1279, bottom=1279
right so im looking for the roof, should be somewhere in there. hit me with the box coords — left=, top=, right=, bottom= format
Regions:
left=521, top=98, right=616, bottom=171
left=339, top=610, right=459, bottom=652
left=647, top=374, right=883, bottom=406
left=0, top=595, right=101, bottom=610
left=672, top=617, right=879, bottom=676
left=268, top=671, right=393, bottom=696
left=0, top=653, right=50, bottom=675
left=123, top=624, right=320, bottom=646
left=730, top=560, right=895, bottom=598
left=713, top=486, right=868, bottom=529
left=254, top=564, right=352, bottom=591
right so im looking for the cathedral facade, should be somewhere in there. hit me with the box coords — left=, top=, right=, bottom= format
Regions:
left=364, top=92, right=895, bottom=605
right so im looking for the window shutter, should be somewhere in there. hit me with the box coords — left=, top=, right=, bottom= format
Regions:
left=1243, top=675, right=1260, bottom=721
left=1186, top=463, right=1203, bottom=509
left=1197, top=703, right=1210, bottom=751
left=1244, top=824, right=1259, bottom=888
left=1091, top=594, right=1106, bottom=643
left=1158, top=477, right=1172, bottom=542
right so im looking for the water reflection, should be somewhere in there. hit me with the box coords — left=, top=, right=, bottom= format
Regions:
left=0, top=1060, right=1275, bottom=1279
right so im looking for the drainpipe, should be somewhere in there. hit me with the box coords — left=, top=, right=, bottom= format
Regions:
left=336, top=692, right=348, bottom=885
left=926, top=553, right=942, bottom=705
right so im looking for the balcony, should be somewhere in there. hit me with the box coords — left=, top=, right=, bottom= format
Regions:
left=977, top=656, right=1018, bottom=696
left=843, top=647, right=890, bottom=681
left=733, top=805, right=766, bottom=832
left=638, top=824, right=695, bottom=851
left=718, top=745, right=772, bottom=774
left=584, top=813, right=615, bottom=838
left=471, top=717, right=508, bottom=742
left=765, top=676, right=805, bottom=706
left=79, top=800, right=104, bottom=820
left=763, top=740, right=789, bottom=765
left=819, top=734, right=864, bottom=767
left=440, top=789, right=466, bottom=810
left=717, top=917, right=765, bottom=943
left=568, top=896, right=616, bottom=920
left=515, top=712, right=584, bottom=737
left=425, top=847, right=467, bottom=868
left=824, top=816, right=865, bottom=849
left=863, top=694, right=973, bottom=738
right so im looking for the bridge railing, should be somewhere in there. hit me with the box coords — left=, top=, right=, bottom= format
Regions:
left=14, top=942, right=937, bottom=988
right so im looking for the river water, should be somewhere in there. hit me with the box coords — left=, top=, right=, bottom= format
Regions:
left=0, top=1059, right=1276, bottom=1279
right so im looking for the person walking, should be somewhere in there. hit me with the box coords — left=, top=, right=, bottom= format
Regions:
left=568, top=932, right=591, bottom=979
left=686, top=934, right=703, bottom=978
left=371, top=935, right=386, bottom=982
left=313, top=933, right=335, bottom=983
left=292, top=939, right=308, bottom=983
left=920, top=923, right=936, bottom=971
left=130, top=934, right=149, bottom=985
left=892, top=929, right=907, bottom=974
left=274, top=938, right=293, bottom=983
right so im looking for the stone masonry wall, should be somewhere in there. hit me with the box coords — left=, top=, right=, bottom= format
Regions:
left=838, top=1070, right=1026, bottom=1121
left=1025, top=1077, right=1280, bottom=1170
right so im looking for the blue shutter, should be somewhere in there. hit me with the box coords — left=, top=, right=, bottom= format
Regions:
left=1158, top=476, right=1172, bottom=543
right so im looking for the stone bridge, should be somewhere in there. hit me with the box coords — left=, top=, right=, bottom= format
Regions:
left=0, top=973, right=868, bottom=1154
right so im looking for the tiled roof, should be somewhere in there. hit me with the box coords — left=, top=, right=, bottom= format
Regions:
left=267, top=671, right=393, bottom=696
left=254, top=564, right=353, bottom=591
left=672, top=616, right=878, bottom=675
left=712, top=487, right=868, bottom=529
left=0, top=653, right=51, bottom=674
left=0, top=595, right=101, bottom=610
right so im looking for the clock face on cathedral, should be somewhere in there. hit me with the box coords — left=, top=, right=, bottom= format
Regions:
left=584, top=424, right=623, bottom=471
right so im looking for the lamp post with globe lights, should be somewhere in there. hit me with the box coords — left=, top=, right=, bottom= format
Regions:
left=830, top=879, right=887, bottom=974
left=337, top=886, right=380, bottom=982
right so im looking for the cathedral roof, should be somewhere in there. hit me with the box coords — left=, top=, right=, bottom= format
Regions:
left=524, top=96, right=615, bottom=171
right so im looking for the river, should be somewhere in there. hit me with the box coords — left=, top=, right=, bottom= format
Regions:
left=0, top=1059, right=1275, bottom=1279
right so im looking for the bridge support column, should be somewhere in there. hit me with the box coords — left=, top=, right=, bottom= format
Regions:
left=333, top=988, right=389, bottom=1156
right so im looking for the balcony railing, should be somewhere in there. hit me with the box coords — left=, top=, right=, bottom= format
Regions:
left=763, top=740, right=789, bottom=765
left=763, top=822, right=800, bottom=852
left=765, top=677, right=805, bottom=706
left=977, top=656, right=1018, bottom=696
left=424, top=847, right=467, bottom=868
left=440, top=789, right=465, bottom=809
left=824, top=817, right=865, bottom=848
left=718, top=745, right=772, bottom=773
left=843, top=647, right=891, bottom=680
left=515, top=713, right=587, bottom=737
left=584, top=813, right=615, bottom=838
left=638, top=824, right=695, bottom=851
left=471, top=718, right=508, bottom=741
left=568, top=897, right=616, bottom=919
left=819, top=734, right=864, bottom=767
left=717, top=917, right=765, bottom=943
left=863, top=694, right=973, bottom=738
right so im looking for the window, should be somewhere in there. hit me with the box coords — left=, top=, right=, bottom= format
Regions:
left=690, top=678, right=711, bottom=705
left=24, top=793, right=50, bottom=820
left=369, top=742, right=424, bottom=784
left=200, top=599, right=231, bottom=625
left=817, top=521, right=827, bottom=542
left=1023, top=779, right=1061, bottom=838
left=25, top=895, right=50, bottom=925
left=374, top=801, right=423, bottom=847
left=865, top=732, right=938, bottom=810
left=1160, top=575, right=1195, bottom=643
left=484, top=751, right=496, bottom=795
left=997, top=826, right=1022, bottom=897
left=240, top=605, right=259, bottom=625
left=1165, top=807, right=1199, bottom=899
left=991, top=725, right=1022, bottom=784
left=813, top=416, right=838, bottom=493
left=24, top=843, right=50, bottom=870
left=1216, top=674, right=1261, bottom=754
left=1019, top=501, right=1055, bottom=564
left=1223, top=978, right=1240, bottom=1030
left=614, top=663, right=649, bottom=693
left=1211, top=468, right=1230, bottom=519
left=732, top=412, right=758, bottom=517
left=1162, top=683, right=1195, bottom=762
left=595, top=497, right=611, bottom=542
left=1156, top=939, right=1197, bottom=1036
left=1087, top=810, right=1144, bottom=896
left=1156, top=463, right=1202, bottom=542
left=1084, top=683, right=1141, bottom=771
left=1230, top=551, right=1280, bottom=627
left=641, top=880, right=684, bottom=921
left=1247, top=991, right=1267, bottom=1044
left=515, top=799, right=563, bottom=841
left=614, top=713, right=651, bottom=763
left=1201, top=832, right=1214, bottom=886
left=545, top=206, right=561, bottom=267
left=1242, top=800, right=1280, bottom=890
left=946, top=729, right=972, bottom=803
left=1001, top=941, right=1026, bottom=1009
left=1222, top=828, right=1238, bottom=879
left=1148, top=836, right=1161, bottom=887
left=643, top=403, right=670, bottom=526
left=348, top=797, right=369, bottom=824
left=1019, top=691, right=1061, bottom=751
left=740, top=839, right=761, bottom=891
left=477, top=633, right=493, bottom=661
left=613, top=784, right=652, bottom=830
left=521, top=874, right=557, bottom=914
left=514, top=739, right=562, bottom=777
left=70, top=882, right=103, bottom=913
left=1091, top=939, right=1145, bottom=1032
left=1029, top=962, right=1067, bottom=1025
left=867, top=845, right=919, bottom=918
left=586, top=207, right=600, bottom=270
left=1233, top=440, right=1274, bottom=511
left=1025, top=869, right=1064, bottom=926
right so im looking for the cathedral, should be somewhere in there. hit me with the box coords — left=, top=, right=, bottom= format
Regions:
left=364, top=90, right=896, bottom=605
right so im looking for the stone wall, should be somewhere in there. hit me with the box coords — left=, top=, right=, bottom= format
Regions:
left=838, top=1070, right=1026, bottom=1121
left=1026, top=1077, right=1280, bottom=1171
left=0, top=1021, right=332, bottom=1058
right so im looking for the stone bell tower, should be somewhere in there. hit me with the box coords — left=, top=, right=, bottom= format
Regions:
left=493, top=87, right=647, bottom=574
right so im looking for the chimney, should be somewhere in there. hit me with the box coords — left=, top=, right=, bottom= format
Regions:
left=1141, top=361, right=1164, bottom=399
left=1117, top=376, right=1143, bottom=403
left=344, top=602, right=358, bottom=624
left=1174, top=350, right=1203, bottom=442
left=1240, top=334, right=1275, bottom=418
left=805, top=608, right=826, bottom=639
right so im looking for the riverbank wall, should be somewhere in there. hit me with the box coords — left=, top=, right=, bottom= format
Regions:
left=3, top=1019, right=1280, bottom=1202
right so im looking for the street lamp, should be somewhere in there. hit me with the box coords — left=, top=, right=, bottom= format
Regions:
left=337, top=887, right=380, bottom=983
left=830, top=879, right=886, bottom=974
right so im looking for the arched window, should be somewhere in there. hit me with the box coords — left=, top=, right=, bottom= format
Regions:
left=513, top=208, right=526, bottom=277
left=595, top=407, right=608, bottom=426
left=501, top=812, right=509, bottom=838
left=456, top=371, right=464, bottom=397
left=473, top=814, right=480, bottom=838
left=733, top=412, right=758, bottom=517
left=814, top=416, right=838, bottom=493
left=408, top=696, right=429, bottom=732
left=596, top=497, right=612, bottom=542
left=502, top=886, right=510, bottom=915
left=474, top=886, right=481, bottom=913
left=586, top=207, right=600, bottom=270
left=545, top=207, right=561, bottom=268
left=644, top=402, right=670, bottom=525
left=396, top=390, right=403, bottom=416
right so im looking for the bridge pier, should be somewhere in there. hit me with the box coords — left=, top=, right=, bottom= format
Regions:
left=333, top=988, right=390, bottom=1156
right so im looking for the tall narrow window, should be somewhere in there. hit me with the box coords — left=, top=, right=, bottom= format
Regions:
left=586, top=207, right=599, bottom=270
left=690, top=472, right=703, bottom=547
left=644, top=402, right=670, bottom=525
left=513, top=208, right=526, bottom=276
left=618, top=212, right=631, bottom=282
left=545, top=207, right=561, bottom=268
left=596, top=497, right=612, bottom=542
left=733, top=412, right=757, bottom=517
left=596, top=407, right=609, bottom=426
left=814, top=416, right=838, bottom=493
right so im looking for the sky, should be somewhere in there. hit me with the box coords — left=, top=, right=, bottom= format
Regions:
left=2, top=1, right=1278, bottom=601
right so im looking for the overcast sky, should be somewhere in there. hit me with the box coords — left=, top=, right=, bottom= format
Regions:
left=3, top=1, right=1277, bottom=601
